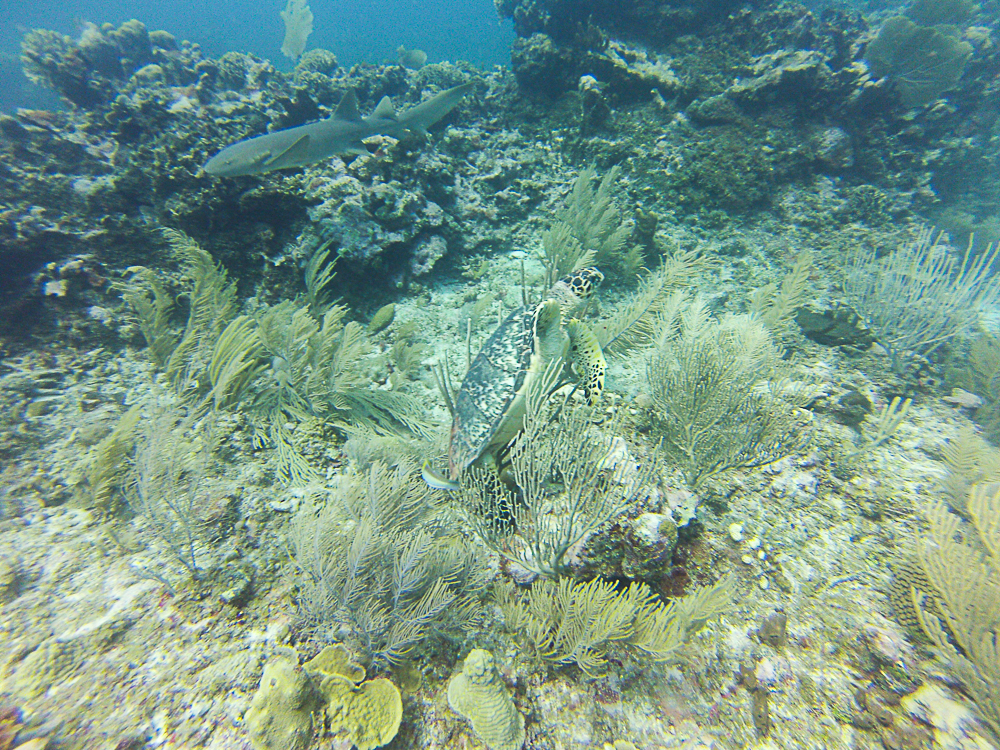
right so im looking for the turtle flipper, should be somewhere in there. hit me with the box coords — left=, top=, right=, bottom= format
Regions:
left=567, top=319, right=606, bottom=404
left=533, top=299, right=569, bottom=364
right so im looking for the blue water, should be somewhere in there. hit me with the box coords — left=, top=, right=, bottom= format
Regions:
left=0, top=0, right=512, bottom=112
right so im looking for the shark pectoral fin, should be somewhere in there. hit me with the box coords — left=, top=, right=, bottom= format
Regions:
left=343, top=141, right=370, bottom=155
left=263, top=134, right=312, bottom=170
left=371, top=95, right=397, bottom=120
left=334, top=90, right=362, bottom=122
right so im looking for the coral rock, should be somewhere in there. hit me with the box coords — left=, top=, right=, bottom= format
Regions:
left=244, top=657, right=317, bottom=750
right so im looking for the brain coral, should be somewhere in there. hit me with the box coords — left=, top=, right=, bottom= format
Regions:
left=447, top=649, right=525, bottom=750
left=321, top=674, right=402, bottom=750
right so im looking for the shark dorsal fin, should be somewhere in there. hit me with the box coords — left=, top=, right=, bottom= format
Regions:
left=263, top=133, right=312, bottom=169
left=371, top=96, right=397, bottom=121
left=335, top=90, right=362, bottom=122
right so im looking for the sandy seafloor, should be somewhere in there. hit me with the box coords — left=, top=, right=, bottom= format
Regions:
left=0, top=216, right=997, bottom=750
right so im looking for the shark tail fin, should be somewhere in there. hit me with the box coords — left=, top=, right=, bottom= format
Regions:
left=398, top=80, right=473, bottom=135
left=335, top=90, right=362, bottom=122
left=371, top=96, right=398, bottom=121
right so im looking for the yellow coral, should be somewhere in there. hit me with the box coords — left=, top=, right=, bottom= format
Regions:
left=447, top=649, right=525, bottom=750
left=321, top=674, right=402, bottom=750
left=244, top=658, right=317, bottom=750
left=303, top=644, right=366, bottom=684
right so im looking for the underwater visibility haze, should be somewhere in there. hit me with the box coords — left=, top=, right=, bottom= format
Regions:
left=1, top=0, right=1000, bottom=748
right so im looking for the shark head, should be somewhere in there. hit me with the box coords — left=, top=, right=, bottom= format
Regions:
left=203, top=139, right=282, bottom=177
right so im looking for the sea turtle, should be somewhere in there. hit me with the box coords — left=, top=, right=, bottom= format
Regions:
left=424, top=268, right=606, bottom=489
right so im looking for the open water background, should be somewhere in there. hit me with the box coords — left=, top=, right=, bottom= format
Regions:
left=0, top=0, right=513, bottom=112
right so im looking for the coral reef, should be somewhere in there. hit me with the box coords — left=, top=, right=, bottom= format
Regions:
left=496, top=0, right=750, bottom=98
left=21, top=20, right=196, bottom=109
left=3, top=1, right=998, bottom=348
left=2, top=3, right=1000, bottom=750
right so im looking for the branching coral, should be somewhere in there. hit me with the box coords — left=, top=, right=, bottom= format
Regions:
left=126, top=400, right=225, bottom=581
left=912, top=483, right=1000, bottom=741
left=593, top=250, right=705, bottom=356
left=124, top=228, right=248, bottom=408
left=289, top=460, right=489, bottom=667
left=647, top=295, right=811, bottom=491
left=125, top=231, right=428, bottom=483
left=541, top=165, right=634, bottom=286
left=844, top=228, right=1000, bottom=373
left=251, top=300, right=430, bottom=482
left=496, top=575, right=734, bottom=677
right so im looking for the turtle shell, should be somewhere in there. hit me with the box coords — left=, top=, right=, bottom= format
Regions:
left=449, top=304, right=535, bottom=479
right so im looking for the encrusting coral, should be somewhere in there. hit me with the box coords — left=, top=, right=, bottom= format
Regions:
left=252, top=644, right=402, bottom=750
left=303, top=643, right=367, bottom=684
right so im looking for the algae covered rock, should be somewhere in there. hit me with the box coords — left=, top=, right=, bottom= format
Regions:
left=245, top=657, right=318, bottom=750
left=321, top=673, right=402, bottom=750
left=447, top=649, right=525, bottom=750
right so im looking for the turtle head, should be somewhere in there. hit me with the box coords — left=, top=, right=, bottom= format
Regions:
left=564, top=267, right=604, bottom=297
left=547, top=267, right=604, bottom=316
